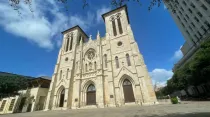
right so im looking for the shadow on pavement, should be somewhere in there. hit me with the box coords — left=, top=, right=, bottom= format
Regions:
left=138, top=112, right=210, bottom=117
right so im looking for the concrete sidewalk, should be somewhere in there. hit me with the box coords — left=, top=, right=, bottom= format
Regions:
left=1, top=102, right=210, bottom=117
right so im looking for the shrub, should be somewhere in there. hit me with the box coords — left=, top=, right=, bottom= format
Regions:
left=171, top=97, right=178, bottom=104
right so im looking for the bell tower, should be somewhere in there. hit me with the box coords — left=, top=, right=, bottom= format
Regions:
left=61, top=26, right=88, bottom=53
left=102, top=5, right=130, bottom=38
left=45, top=25, right=88, bottom=110
left=102, top=5, right=157, bottom=105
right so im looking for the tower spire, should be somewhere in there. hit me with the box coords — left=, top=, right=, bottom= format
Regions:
left=97, top=30, right=100, bottom=40
left=80, top=36, right=83, bottom=45
left=89, top=35, right=92, bottom=42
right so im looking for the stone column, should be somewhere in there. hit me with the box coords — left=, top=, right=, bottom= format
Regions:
left=134, top=84, right=143, bottom=105
left=52, top=95, right=57, bottom=110
left=71, top=80, right=80, bottom=109
left=96, top=76, right=104, bottom=108
left=114, top=87, right=121, bottom=107
left=44, top=74, right=57, bottom=111
left=62, top=88, right=69, bottom=110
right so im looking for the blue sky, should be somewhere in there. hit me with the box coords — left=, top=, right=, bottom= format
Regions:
left=0, top=1, right=184, bottom=86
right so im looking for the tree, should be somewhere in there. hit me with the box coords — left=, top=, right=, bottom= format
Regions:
left=165, top=39, right=210, bottom=95
left=0, top=75, right=28, bottom=98
left=8, top=0, right=177, bottom=15
left=188, top=40, right=210, bottom=85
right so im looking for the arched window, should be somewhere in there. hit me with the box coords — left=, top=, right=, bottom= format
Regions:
left=65, top=36, right=70, bottom=52
left=104, top=54, right=107, bottom=68
left=112, top=20, right=117, bottom=36
left=87, top=84, right=96, bottom=92
left=115, top=56, right=119, bottom=68
left=66, top=69, right=69, bottom=79
left=59, top=70, right=62, bottom=80
left=78, top=34, right=82, bottom=45
left=69, top=33, right=73, bottom=50
left=126, top=54, right=131, bottom=66
left=117, top=18, right=123, bottom=34
left=123, top=79, right=132, bottom=86
left=85, top=64, right=88, bottom=72
left=94, top=62, right=97, bottom=70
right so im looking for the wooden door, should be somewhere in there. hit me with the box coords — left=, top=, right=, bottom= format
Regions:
left=87, top=91, right=96, bottom=105
left=86, top=84, right=96, bottom=105
left=123, top=79, right=135, bottom=103
left=59, top=89, right=65, bottom=107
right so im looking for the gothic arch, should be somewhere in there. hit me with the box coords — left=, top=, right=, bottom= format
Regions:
left=56, top=85, right=65, bottom=107
left=57, top=85, right=65, bottom=95
left=118, top=74, right=135, bottom=88
left=81, top=80, right=97, bottom=106
left=118, top=74, right=136, bottom=103
left=86, top=84, right=96, bottom=105
left=122, top=79, right=135, bottom=102
left=82, top=80, right=96, bottom=92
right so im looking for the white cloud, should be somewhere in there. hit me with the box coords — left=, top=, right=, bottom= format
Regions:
left=170, top=46, right=183, bottom=63
left=149, top=68, right=173, bottom=86
left=0, top=0, right=66, bottom=50
left=69, top=12, right=94, bottom=31
left=0, top=1, right=110, bottom=50
left=164, top=5, right=167, bottom=10
left=96, top=6, right=111, bottom=23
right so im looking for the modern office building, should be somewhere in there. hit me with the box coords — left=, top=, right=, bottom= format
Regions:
left=164, top=0, right=210, bottom=70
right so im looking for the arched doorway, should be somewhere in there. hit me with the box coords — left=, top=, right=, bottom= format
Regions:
left=123, top=79, right=135, bottom=103
left=59, top=89, right=65, bottom=107
left=86, top=84, right=96, bottom=105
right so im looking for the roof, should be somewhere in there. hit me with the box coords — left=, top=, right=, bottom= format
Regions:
left=0, top=71, right=51, bottom=81
left=38, top=76, right=51, bottom=80
left=28, top=77, right=51, bottom=88
left=102, top=5, right=130, bottom=23
left=0, top=71, right=35, bottom=79
left=61, top=25, right=89, bottom=38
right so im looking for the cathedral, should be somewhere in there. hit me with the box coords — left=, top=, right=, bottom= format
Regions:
left=45, top=5, right=157, bottom=110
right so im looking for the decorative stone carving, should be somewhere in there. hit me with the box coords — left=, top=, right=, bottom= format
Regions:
left=46, top=6, right=157, bottom=111
left=86, top=48, right=96, bottom=61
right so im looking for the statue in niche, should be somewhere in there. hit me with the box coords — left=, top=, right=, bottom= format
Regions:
left=89, top=62, right=92, bottom=71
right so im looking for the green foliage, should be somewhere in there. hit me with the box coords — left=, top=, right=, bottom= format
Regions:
left=171, top=97, right=178, bottom=104
left=8, top=0, right=176, bottom=14
left=155, top=87, right=170, bottom=99
left=164, top=39, right=210, bottom=95
left=0, top=75, right=28, bottom=97
left=155, top=89, right=165, bottom=98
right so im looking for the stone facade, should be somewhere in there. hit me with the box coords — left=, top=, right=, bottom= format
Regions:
left=45, top=5, right=157, bottom=110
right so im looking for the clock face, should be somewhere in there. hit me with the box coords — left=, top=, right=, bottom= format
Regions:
left=87, top=49, right=95, bottom=60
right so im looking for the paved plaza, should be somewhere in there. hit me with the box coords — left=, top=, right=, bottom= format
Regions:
left=1, top=102, right=210, bottom=117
